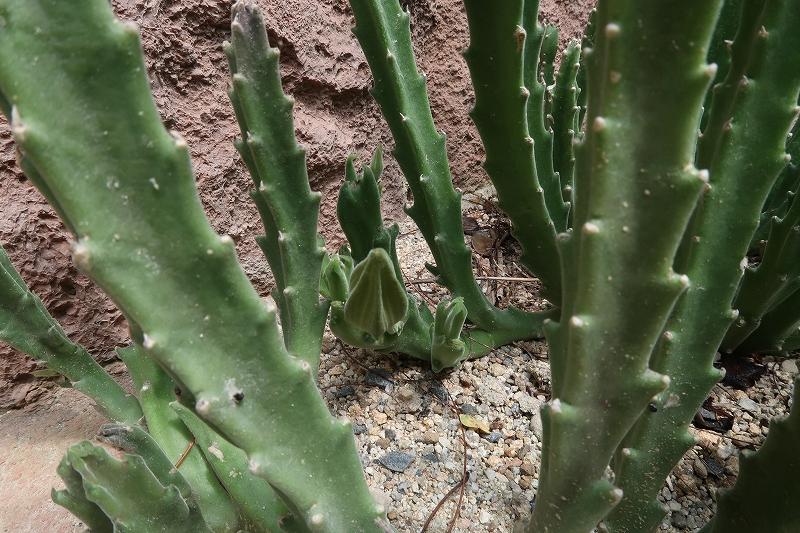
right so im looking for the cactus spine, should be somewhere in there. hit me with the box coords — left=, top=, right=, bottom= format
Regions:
left=528, top=1, right=721, bottom=530
left=0, top=0, right=383, bottom=529
left=607, top=2, right=800, bottom=530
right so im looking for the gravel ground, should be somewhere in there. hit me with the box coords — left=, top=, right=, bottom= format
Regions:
left=313, top=212, right=799, bottom=532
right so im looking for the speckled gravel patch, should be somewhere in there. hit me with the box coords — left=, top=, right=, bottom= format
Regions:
left=316, top=216, right=798, bottom=532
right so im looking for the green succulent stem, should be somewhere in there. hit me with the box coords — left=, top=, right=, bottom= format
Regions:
left=528, top=1, right=720, bottom=531
left=118, top=346, right=242, bottom=532
left=607, top=2, right=800, bottom=531
left=551, top=41, right=581, bottom=204
left=225, top=3, right=328, bottom=370
left=463, top=0, right=563, bottom=302
left=0, top=246, right=141, bottom=424
left=521, top=0, right=570, bottom=236
left=66, top=441, right=211, bottom=532
left=346, top=0, right=548, bottom=342
left=0, top=0, right=384, bottom=530
left=172, top=402, right=305, bottom=533
left=52, top=454, right=113, bottom=533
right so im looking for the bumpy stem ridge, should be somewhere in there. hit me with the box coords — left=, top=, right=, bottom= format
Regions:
left=607, top=2, right=800, bottom=531
left=529, top=1, right=720, bottom=530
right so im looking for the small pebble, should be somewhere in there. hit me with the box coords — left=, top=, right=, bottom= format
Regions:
left=485, top=431, right=503, bottom=443
left=692, top=458, right=708, bottom=479
left=378, top=451, right=415, bottom=473
left=737, top=397, right=758, bottom=413
left=335, top=385, right=356, bottom=398
left=421, top=430, right=440, bottom=444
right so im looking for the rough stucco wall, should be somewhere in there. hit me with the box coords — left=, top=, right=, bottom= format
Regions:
left=0, top=0, right=594, bottom=408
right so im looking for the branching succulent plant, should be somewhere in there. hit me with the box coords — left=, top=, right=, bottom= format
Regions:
left=1, top=0, right=799, bottom=531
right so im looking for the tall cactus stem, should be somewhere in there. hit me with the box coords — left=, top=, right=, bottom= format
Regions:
left=346, top=0, right=548, bottom=339
left=224, top=3, right=328, bottom=370
left=0, top=246, right=141, bottom=424
left=607, top=2, right=800, bottom=531
left=528, top=1, right=721, bottom=530
left=463, top=0, right=563, bottom=302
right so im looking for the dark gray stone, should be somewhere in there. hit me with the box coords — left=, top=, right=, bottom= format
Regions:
left=378, top=451, right=415, bottom=473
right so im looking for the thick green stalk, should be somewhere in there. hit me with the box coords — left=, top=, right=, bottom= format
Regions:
left=723, top=181, right=800, bottom=351
left=52, top=455, right=113, bottom=533
left=172, top=403, right=304, bottom=533
left=96, top=424, right=197, bottom=497
left=0, top=246, right=141, bottom=424
left=528, top=2, right=719, bottom=531
left=749, top=158, right=800, bottom=251
left=607, top=2, right=800, bottom=531
left=0, top=1, right=383, bottom=530
left=521, top=0, right=570, bottom=235
left=551, top=41, right=581, bottom=204
left=701, top=0, right=744, bottom=131
left=346, top=0, right=547, bottom=339
left=225, top=3, right=328, bottom=369
left=733, top=284, right=800, bottom=354
left=66, top=441, right=211, bottom=532
left=463, top=0, right=562, bottom=300
left=702, top=377, right=800, bottom=533
left=118, top=347, right=242, bottom=532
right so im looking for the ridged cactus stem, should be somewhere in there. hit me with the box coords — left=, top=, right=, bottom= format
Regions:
left=462, top=0, right=562, bottom=302
left=118, top=346, right=242, bottom=532
left=700, top=0, right=744, bottom=132
left=528, top=2, right=719, bottom=531
left=225, top=2, right=328, bottom=370
left=733, top=284, right=800, bottom=354
left=521, top=0, right=570, bottom=234
left=551, top=41, right=581, bottom=204
left=64, top=440, right=211, bottom=532
left=0, top=246, right=141, bottom=424
left=606, top=2, right=800, bottom=531
left=723, top=186, right=800, bottom=351
left=701, top=377, right=800, bottom=532
left=0, top=1, right=384, bottom=530
left=346, top=0, right=547, bottom=339
left=171, top=402, right=303, bottom=533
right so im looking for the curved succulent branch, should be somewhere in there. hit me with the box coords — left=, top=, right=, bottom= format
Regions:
left=551, top=41, right=581, bottom=205
left=118, top=346, right=242, bottom=532
left=172, top=402, right=304, bottom=533
left=0, top=246, right=141, bottom=424
left=346, top=0, right=547, bottom=341
left=0, top=0, right=384, bottom=530
left=63, top=440, right=211, bottom=532
left=463, top=0, right=563, bottom=301
left=224, top=4, right=328, bottom=369
left=607, top=2, right=800, bottom=531
left=528, top=1, right=720, bottom=530
left=52, top=454, right=113, bottom=533
left=520, top=1, right=570, bottom=235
